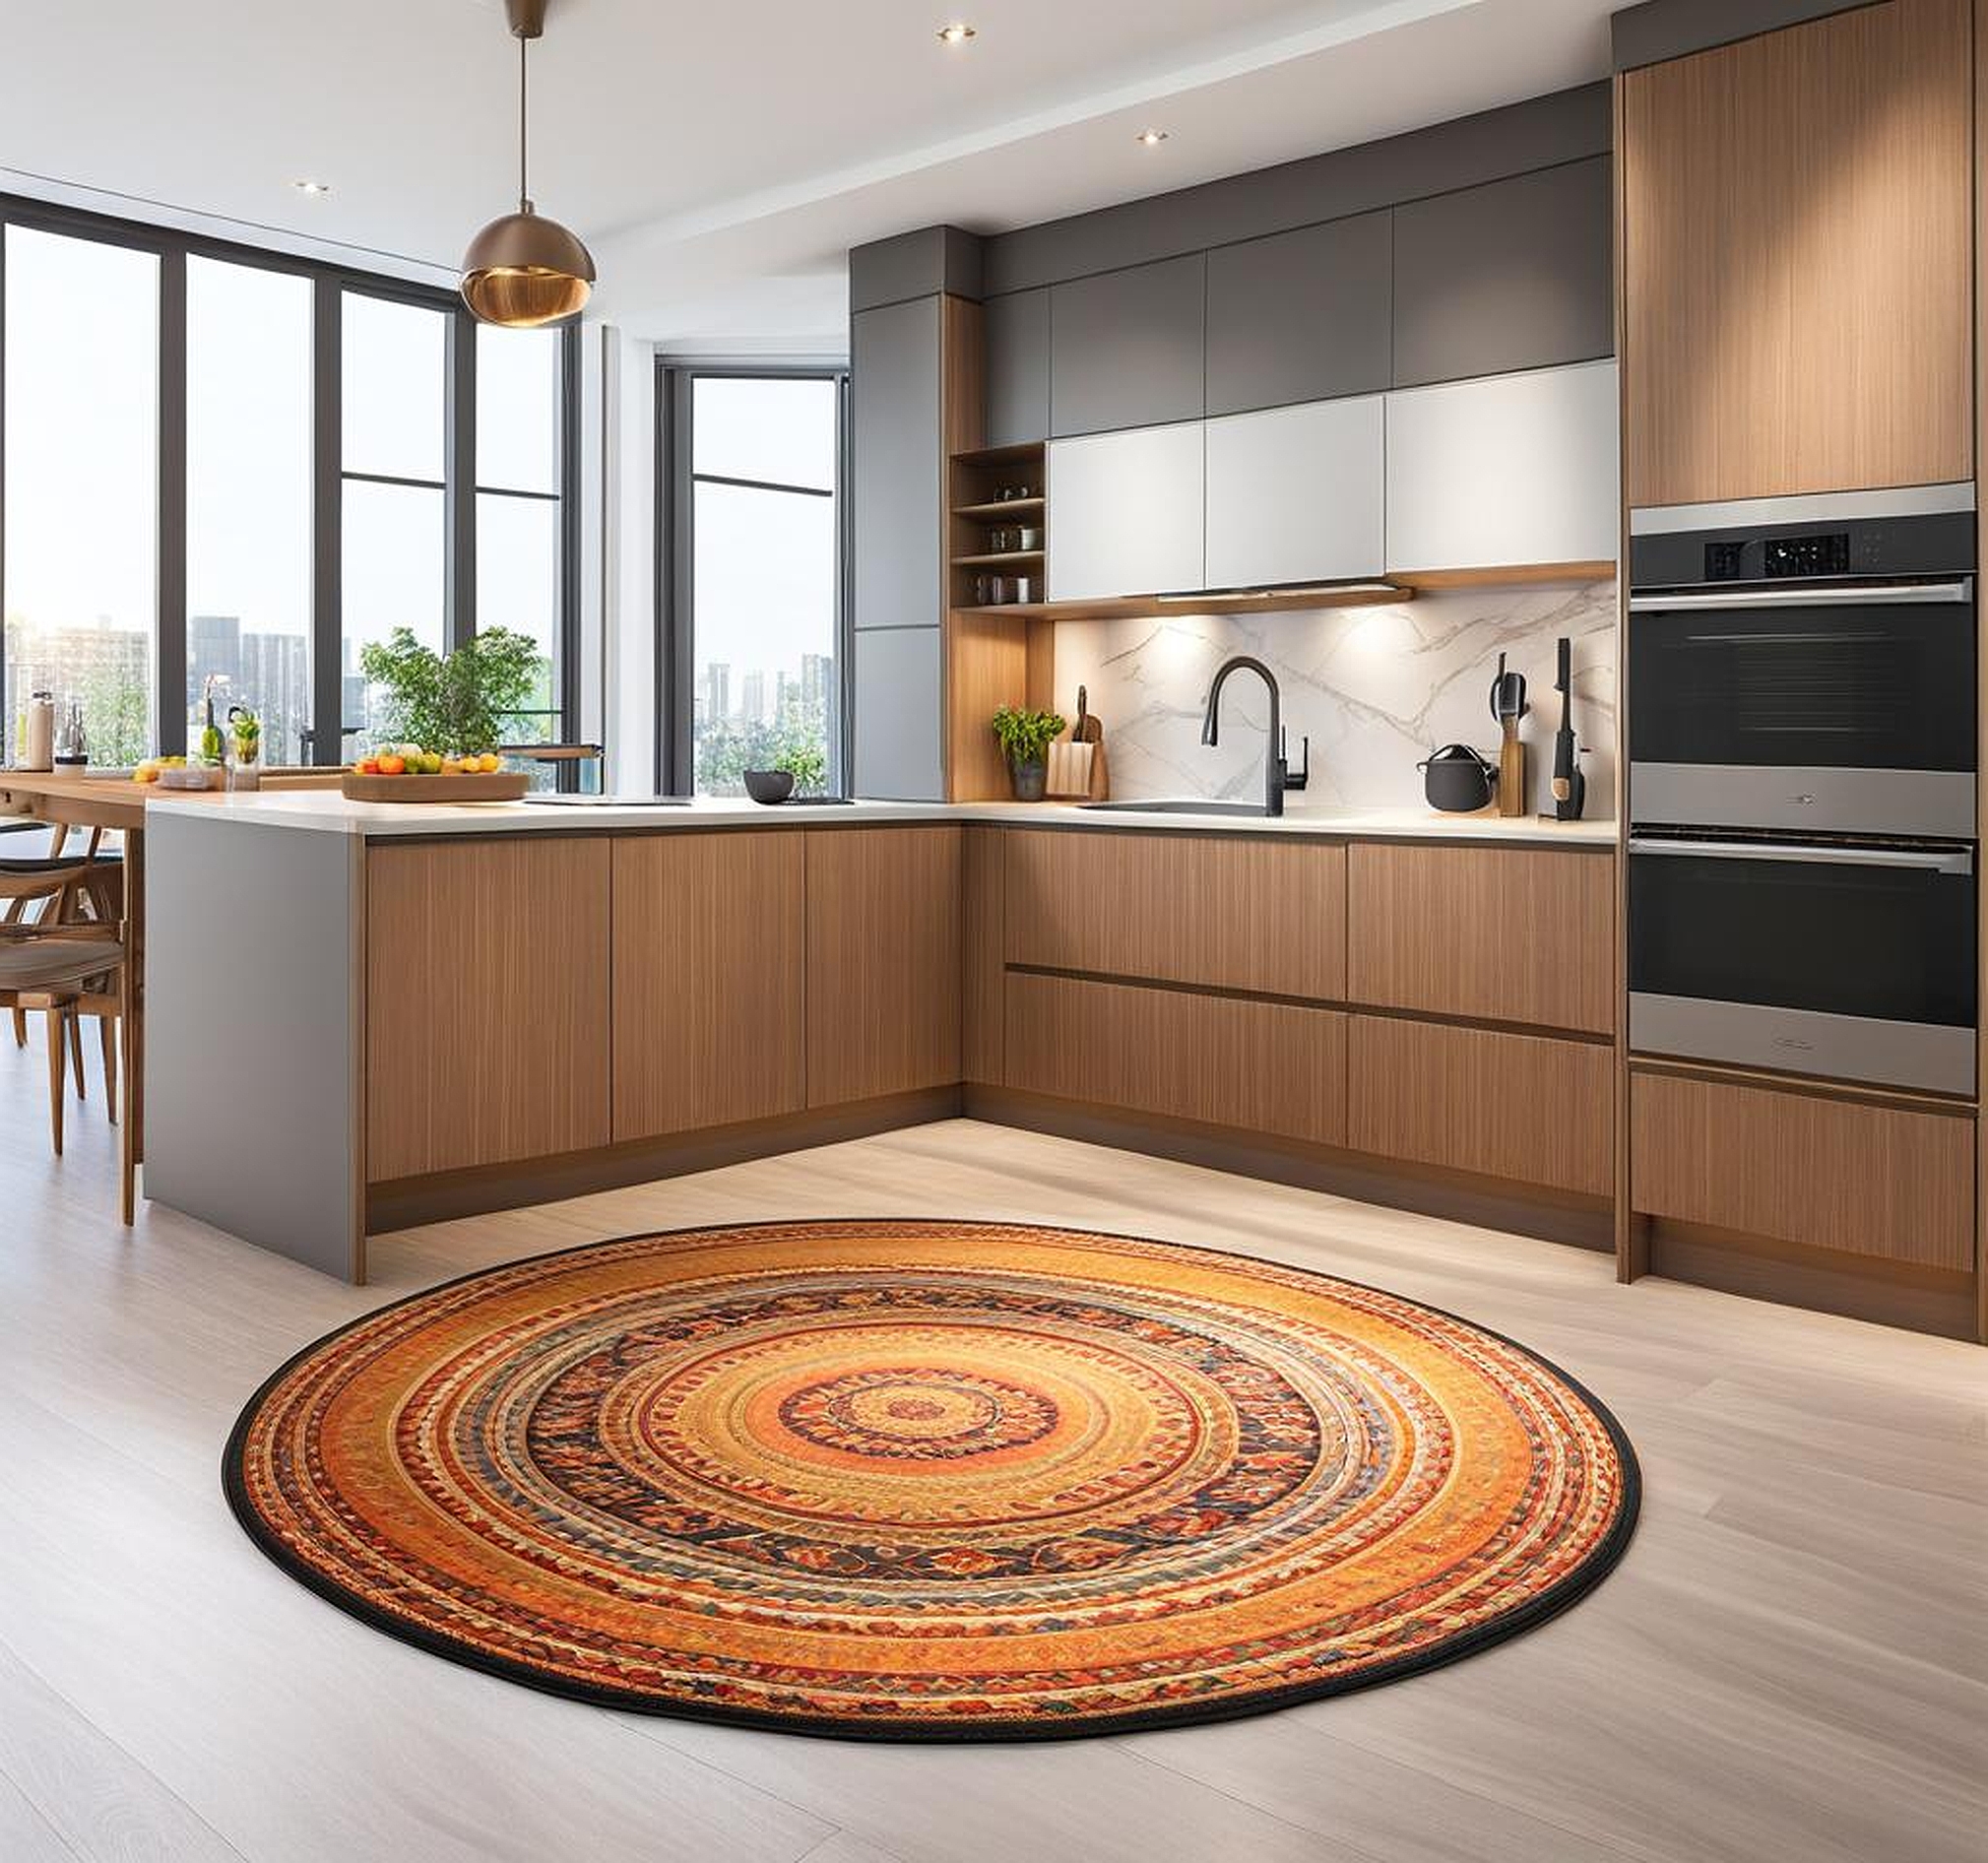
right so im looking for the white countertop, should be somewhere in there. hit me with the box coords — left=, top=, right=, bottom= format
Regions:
left=146, top=788, right=1618, bottom=846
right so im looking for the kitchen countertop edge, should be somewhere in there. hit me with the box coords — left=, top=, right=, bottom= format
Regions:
left=139, top=791, right=1619, bottom=846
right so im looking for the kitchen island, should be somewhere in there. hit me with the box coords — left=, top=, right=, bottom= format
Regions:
left=143, top=791, right=1615, bottom=1281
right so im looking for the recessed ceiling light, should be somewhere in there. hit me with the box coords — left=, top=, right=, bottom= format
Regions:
left=936, top=22, right=977, bottom=44
left=1135, top=128, right=1170, bottom=147
left=291, top=179, right=332, bottom=196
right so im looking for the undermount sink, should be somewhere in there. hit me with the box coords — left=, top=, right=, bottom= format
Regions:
left=1077, top=799, right=1269, bottom=817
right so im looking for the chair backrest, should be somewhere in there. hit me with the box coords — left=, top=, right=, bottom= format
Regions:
left=0, top=861, right=103, bottom=924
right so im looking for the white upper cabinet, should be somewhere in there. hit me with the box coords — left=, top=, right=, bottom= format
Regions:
left=1048, top=422, right=1205, bottom=603
left=1384, top=359, right=1619, bottom=574
left=1204, top=396, right=1384, bottom=590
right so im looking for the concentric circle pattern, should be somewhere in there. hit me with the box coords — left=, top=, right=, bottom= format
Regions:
left=226, top=1221, right=1637, bottom=1738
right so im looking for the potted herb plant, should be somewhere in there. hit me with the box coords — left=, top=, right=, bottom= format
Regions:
left=992, top=705, right=1066, bottom=803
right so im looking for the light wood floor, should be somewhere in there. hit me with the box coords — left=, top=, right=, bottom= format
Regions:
left=0, top=1036, right=1983, bottom=1863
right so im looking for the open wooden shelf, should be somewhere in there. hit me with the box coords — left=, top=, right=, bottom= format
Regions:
left=1391, top=559, right=1616, bottom=591
left=954, top=496, right=1047, bottom=521
left=952, top=549, right=1047, bottom=569
left=955, top=584, right=1419, bottom=623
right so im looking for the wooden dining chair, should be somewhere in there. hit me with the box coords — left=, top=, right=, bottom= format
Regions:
left=0, top=860, right=134, bottom=1216
left=4, top=833, right=123, bottom=1101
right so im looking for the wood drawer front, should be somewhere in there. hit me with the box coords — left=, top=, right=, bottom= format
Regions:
left=1005, top=830, right=1346, bottom=1000
left=1631, top=1072, right=1974, bottom=1271
left=366, top=838, right=611, bottom=1182
left=806, top=827, right=962, bottom=1106
left=1005, top=972, right=1346, bottom=1148
left=610, top=832, right=805, bottom=1142
left=1347, top=1015, right=1613, bottom=1196
left=1348, top=842, right=1614, bottom=1035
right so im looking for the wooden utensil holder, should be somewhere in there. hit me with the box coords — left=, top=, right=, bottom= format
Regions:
left=1045, top=716, right=1110, bottom=801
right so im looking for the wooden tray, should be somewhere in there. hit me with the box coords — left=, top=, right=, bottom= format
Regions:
left=341, top=771, right=531, bottom=803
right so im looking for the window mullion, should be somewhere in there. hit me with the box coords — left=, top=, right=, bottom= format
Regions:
left=309, top=277, right=343, bottom=766
left=446, top=309, right=476, bottom=652
left=157, top=246, right=187, bottom=757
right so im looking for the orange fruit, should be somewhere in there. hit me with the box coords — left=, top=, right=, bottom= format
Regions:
left=479, top=752, right=500, bottom=773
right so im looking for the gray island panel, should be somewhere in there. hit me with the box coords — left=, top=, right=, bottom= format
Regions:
left=144, top=811, right=362, bottom=1281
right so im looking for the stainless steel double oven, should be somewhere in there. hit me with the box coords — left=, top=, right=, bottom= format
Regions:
left=1628, top=484, right=1978, bottom=1097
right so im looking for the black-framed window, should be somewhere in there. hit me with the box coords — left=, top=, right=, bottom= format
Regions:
left=0, top=195, right=580, bottom=767
left=657, top=361, right=850, bottom=797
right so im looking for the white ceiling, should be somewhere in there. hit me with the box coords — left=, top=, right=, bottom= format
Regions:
left=2, top=0, right=1617, bottom=349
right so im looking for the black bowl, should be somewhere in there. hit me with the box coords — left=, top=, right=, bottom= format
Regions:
left=743, top=769, right=796, bottom=804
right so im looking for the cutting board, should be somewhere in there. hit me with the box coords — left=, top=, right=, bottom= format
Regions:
left=1046, top=714, right=1109, bottom=801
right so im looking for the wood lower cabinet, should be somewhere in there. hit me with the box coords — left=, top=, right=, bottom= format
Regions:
left=807, top=827, right=962, bottom=1105
left=611, top=832, right=805, bottom=1141
left=1631, top=1070, right=1974, bottom=1271
left=365, top=837, right=611, bottom=1182
left=1348, top=842, right=1614, bottom=1035
left=1348, top=1015, right=1614, bottom=1196
left=961, top=826, right=1005, bottom=1085
left=1005, top=829, right=1347, bottom=1000
left=1006, top=972, right=1347, bottom=1148
left=1621, top=0, right=1972, bottom=505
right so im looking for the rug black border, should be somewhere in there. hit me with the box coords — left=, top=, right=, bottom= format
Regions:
left=222, top=1216, right=1644, bottom=1745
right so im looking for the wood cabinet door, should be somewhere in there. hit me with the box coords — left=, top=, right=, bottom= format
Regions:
left=365, top=837, right=611, bottom=1182
left=611, top=832, right=806, bottom=1142
left=1348, top=1015, right=1614, bottom=1196
left=1621, top=0, right=1972, bottom=506
left=1383, top=361, right=1619, bottom=575
left=1047, top=423, right=1206, bottom=603
left=1348, top=842, right=1615, bottom=1035
left=1006, top=972, right=1348, bottom=1148
left=806, top=827, right=962, bottom=1105
left=1630, top=1070, right=1974, bottom=1270
left=1204, top=397, right=1385, bottom=591
left=1005, top=829, right=1347, bottom=1001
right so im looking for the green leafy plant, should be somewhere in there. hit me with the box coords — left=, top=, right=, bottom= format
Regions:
left=358, top=626, right=544, bottom=755
left=991, top=705, right=1066, bottom=768
left=227, top=704, right=262, bottom=765
left=773, top=741, right=828, bottom=795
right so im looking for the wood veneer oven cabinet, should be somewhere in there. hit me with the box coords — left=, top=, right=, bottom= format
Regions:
left=1620, top=0, right=1973, bottom=505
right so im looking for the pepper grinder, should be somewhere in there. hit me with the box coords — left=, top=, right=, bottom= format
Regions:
left=1489, top=653, right=1528, bottom=819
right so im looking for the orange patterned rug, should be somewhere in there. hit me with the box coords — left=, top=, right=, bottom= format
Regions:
left=225, top=1220, right=1638, bottom=1739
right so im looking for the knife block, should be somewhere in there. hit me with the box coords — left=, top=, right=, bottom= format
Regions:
left=1497, top=726, right=1525, bottom=818
left=1045, top=716, right=1109, bottom=801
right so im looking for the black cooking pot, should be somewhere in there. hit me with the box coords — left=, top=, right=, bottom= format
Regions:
left=1419, top=743, right=1498, bottom=813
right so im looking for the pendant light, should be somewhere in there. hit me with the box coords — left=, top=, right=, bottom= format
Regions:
left=461, top=0, right=596, bottom=328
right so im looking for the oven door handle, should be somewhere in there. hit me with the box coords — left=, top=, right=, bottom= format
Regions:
left=1630, top=837, right=1973, bottom=876
left=1628, top=579, right=1973, bottom=611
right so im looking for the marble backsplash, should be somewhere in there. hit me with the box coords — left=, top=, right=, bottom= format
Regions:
left=1053, top=579, right=1618, bottom=817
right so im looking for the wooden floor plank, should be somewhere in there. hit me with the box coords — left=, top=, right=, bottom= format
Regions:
left=1, top=1038, right=1983, bottom=1863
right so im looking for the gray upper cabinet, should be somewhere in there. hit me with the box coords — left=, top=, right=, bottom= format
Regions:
left=1049, top=254, right=1206, bottom=437
left=1392, top=157, right=1613, bottom=388
left=984, top=288, right=1051, bottom=449
left=1205, top=212, right=1391, bottom=417
left=851, top=296, right=941, bottom=631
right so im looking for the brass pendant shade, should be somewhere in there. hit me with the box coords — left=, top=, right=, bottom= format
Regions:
left=462, top=0, right=595, bottom=328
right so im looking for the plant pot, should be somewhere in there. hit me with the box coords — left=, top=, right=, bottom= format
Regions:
left=743, top=769, right=796, bottom=804
left=1010, top=757, right=1048, bottom=802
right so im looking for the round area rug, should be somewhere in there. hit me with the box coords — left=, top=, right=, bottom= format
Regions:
left=225, top=1220, right=1637, bottom=1739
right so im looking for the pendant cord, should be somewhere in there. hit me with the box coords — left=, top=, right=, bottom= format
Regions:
left=517, top=32, right=530, bottom=210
